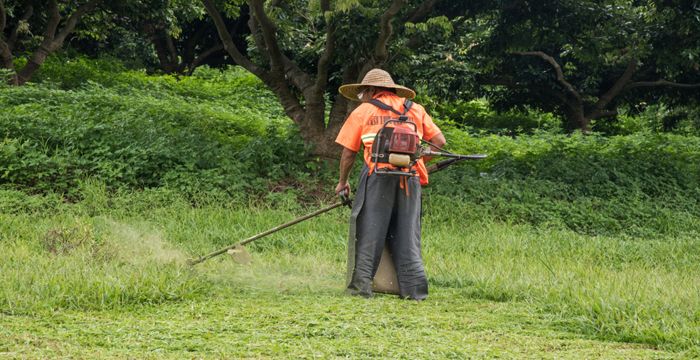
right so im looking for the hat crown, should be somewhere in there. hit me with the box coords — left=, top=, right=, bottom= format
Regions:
left=361, top=69, right=396, bottom=87
left=338, top=68, right=416, bottom=101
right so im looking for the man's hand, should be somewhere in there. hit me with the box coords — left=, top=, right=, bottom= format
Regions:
left=335, top=181, right=350, bottom=196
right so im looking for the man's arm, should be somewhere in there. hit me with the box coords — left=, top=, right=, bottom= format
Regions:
left=423, top=132, right=446, bottom=162
left=335, top=147, right=357, bottom=195
left=429, top=132, right=446, bottom=149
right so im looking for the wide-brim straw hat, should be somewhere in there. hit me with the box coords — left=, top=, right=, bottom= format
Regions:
left=339, top=68, right=416, bottom=101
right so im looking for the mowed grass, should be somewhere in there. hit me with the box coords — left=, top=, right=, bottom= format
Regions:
left=1, top=190, right=699, bottom=358
left=0, top=288, right=679, bottom=359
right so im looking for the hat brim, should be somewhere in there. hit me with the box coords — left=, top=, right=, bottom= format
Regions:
left=339, top=83, right=416, bottom=102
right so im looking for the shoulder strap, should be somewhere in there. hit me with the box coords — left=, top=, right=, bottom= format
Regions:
left=403, top=99, right=413, bottom=113
left=369, top=99, right=413, bottom=117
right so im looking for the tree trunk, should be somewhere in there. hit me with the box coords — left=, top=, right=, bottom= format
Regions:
left=0, top=41, right=18, bottom=85
left=144, top=24, right=180, bottom=74
left=299, top=108, right=345, bottom=159
left=563, top=104, right=589, bottom=132
left=9, top=0, right=100, bottom=85
left=17, top=45, right=52, bottom=85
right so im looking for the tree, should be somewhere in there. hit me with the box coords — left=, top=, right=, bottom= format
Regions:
left=469, top=0, right=700, bottom=131
left=202, top=0, right=446, bottom=158
left=108, top=0, right=241, bottom=74
left=0, top=0, right=102, bottom=85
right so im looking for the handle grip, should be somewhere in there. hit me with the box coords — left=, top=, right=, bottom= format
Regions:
left=338, top=189, right=352, bottom=207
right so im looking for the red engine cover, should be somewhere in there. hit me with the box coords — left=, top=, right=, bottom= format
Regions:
left=388, top=127, right=419, bottom=155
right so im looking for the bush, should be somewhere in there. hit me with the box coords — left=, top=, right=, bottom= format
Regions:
left=426, top=130, right=700, bottom=236
left=0, top=59, right=310, bottom=200
left=418, top=97, right=561, bottom=135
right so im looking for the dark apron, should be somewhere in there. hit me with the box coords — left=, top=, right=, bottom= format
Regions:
left=346, top=166, right=428, bottom=300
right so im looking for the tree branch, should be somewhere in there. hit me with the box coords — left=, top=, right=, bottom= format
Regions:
left=248, top=0, right=314, bottom=94
left=53, top=0, right=100, bottom=45
left=183, top=21, right=210, bottom=65
left=0, top=0, right=6, bottom=35
left=374, top=0, right=405, bottom=65
left=14, top=0, right=101, bottom=84
left=406, top=0, right=438, bottom=23
left=164, top=31, right=178, bottom=64
left=512, top=51, right=582, bottom=103
left=0, top=38, right=12, bottom=74
left=0, top=0, right=12, bottom=72
left=217, top=0, right=304, bottom=123
left=404, top=0, right=439, bottom=50
left=8, top=3, right=34, bottom=49
left=590, top=110, right=618, bottom=119
left=624, top=79, right=700, bottom=90
left=44, top=0, right=61, bottom=43
left=245, top=9, right=307, bottom=96
left=201, top=0, right=263, bottom=76
left=143, top=23, right=177, bottom=72
left=246, top=6, right=269, bottom=61
left=188, top=43, right=223, bottom=72
left=313, top=0, right=335, bottom=96
left=589, top=59, right=637, bottom=118
left=331, top=63, right=359, bottom=124
left=247, top=0, right=284, bottom=73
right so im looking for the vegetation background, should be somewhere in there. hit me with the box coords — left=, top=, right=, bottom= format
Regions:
left=1, top=0, right=699, bottom=358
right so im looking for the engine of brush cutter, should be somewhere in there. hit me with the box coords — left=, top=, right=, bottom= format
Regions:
left=367, top=98, right=424, bottom=175
left=371, top=119, right=421, bottom=174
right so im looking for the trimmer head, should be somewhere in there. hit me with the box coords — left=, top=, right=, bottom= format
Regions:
left=227, top=245, right=252, bottom=264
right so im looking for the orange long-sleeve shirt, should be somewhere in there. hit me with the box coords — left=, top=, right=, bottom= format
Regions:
left=335, top=91, right=442, bottom=185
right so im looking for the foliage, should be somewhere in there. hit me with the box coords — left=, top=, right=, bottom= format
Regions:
left=428, top=130, right=700, bottom=237
left=0, top=58, right=313, bottom=200
left=595, top=102, right=700, bottom=135
left=78, top=0, right=235, bottom=73
left=401, top=1, right=700, bottom=130
left=0, top=0, right=103, bottom=84
left=418, top=96, right=562, bottom=135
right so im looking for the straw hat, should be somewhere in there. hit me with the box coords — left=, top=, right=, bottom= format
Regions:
left=339, top=68, right=416, bottom=101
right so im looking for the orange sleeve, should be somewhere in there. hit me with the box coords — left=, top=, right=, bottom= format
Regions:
left=335, top=109, right=364, bottom=152
left=421, top=109, right=442, bottom=141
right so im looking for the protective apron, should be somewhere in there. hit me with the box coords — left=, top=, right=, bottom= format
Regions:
left=346, top=166, right=428, bottom=300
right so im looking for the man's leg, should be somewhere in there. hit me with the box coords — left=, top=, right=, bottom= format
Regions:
left=388, top=176, right=428, bottom=300
left=347, top=174, right=398, bottom=297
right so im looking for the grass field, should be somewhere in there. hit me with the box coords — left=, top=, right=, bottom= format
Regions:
left=1, top=189, right=699, bottom=358
left=0, top=288, right=681, bottom=359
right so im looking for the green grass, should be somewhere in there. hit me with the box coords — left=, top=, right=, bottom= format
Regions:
left=1, top=189, right=699, bottom=358
left=0, top=289, right=681, bottom=359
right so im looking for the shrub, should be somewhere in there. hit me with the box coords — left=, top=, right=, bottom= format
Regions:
left=418, top=97, right=561, bottom=135
left=426, top=130, right=700, bottom=236
left=0, top=60, right=311, bottom=201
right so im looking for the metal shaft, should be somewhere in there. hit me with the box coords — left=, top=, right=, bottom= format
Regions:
left=187, top=201, right=347, bottom=266
left=187, top=152, right=485, bottom=266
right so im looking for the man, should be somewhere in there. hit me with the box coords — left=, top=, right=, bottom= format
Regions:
left=335, top=68, right=446, bottom=300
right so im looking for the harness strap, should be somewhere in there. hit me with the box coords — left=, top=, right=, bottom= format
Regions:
left=369, top=99, right=413, bottom=118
